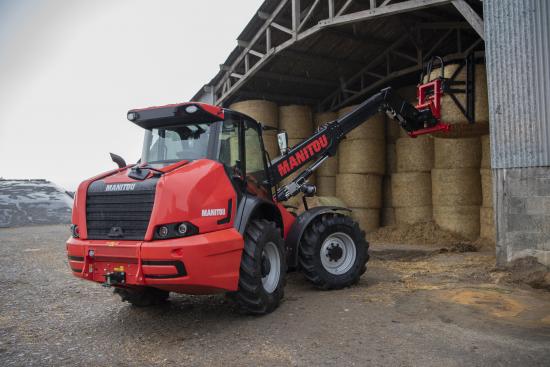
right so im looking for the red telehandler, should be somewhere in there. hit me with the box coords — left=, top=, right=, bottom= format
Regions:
left=67, top=77, right=451, bottom=314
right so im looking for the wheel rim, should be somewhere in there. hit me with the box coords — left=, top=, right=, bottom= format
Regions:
left=261, top=241, right=281, bottom=293
left=320, top=232, right=356, bottom=275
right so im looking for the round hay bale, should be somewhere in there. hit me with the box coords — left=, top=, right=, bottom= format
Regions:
left=425, top=64, right=489, bottom=124
left=263, top=131, right=279, bottom=159
left=298, top=196, right=346, bottom=212
left=396, top=136, right=434, bottom=172
left=395, top=206, right=433, bottom=225
left=336, top=173, right=382, bottom=209
left=382, top=176, right=392, bottom=208
left=432, top=168, right=481, bottom=206
left=279, top=105, right=313, bottom=138
left=433, top=205, right=480, bottom=240
left=350, top=208, right=380, bottom=233
left=434, top=137, right=481, bottom=169
left=338, top=139, right=385, bottom=175
left=480, top=207, right=496, bottom=243
left=431, top=122, right=489, bottom=139
left=338, top=105, right=385, bottom=140
left=480, top=168, right=493, bottom=208
left=316, top=176, right=336, bottom=196
left=381, top=207, right=396, bottom=226
left=481, top=134, right=491, bottom=168
left=230, top=100, right=278, bottom=128
left=318, top=156, right=338, bottom=176
left=386, top=143, right=397, bottom=174
left=386, top=121, right=402, bottom=143
left=392, top=172, right=432, bottom=208
left=314, top=111, right=337, bottom=128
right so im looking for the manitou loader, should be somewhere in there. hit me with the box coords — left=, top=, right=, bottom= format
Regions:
left=67, top=67, right=455, bottom=313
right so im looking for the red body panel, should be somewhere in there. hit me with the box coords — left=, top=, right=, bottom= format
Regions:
left=67, top=228, right=244, bottom=294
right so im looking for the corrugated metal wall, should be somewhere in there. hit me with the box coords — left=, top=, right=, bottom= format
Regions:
left=484, top=0, right=550, bottom=169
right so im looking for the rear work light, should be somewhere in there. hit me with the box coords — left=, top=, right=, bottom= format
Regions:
left=153, top=222, right=198, bottom=240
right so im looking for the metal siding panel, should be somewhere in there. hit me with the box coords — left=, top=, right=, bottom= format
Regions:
left=484, top=0, right=550, bottom=168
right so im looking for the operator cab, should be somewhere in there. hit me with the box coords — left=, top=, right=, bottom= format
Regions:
left=128, top=102, right=273, bottom=199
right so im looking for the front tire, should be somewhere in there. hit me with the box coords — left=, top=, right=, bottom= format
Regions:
left=299, top=214, right=369, bottom=289
left=230, top=219, right=287, bottom=315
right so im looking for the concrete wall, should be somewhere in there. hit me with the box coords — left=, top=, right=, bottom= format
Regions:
left=494, top=168, right=550, bottom=266
left=485, top=0, right=550, bottom=267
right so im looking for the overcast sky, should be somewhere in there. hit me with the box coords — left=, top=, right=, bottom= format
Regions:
left=0, top=0, right=260, bottom=190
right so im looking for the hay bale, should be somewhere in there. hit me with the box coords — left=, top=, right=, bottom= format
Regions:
left=481, top=134, right=491, bottom=168
left=298, top=196, right=346, bottom=212
left=382, top=176, right=392, bottom=208
left=350, top=208, right=380, bottom=232
left=338, top=139, right=385, bottom=175
left=314, top=111, right=337, bottom=128
left=386, top=121, right=402, bottom=143
left=230, top=100, right=278, bottom=128
left=395, top=206, right=433, bottom=225
left=288, top=138, right=305, bottom=148
left=338, top=105, right=385, bottom=140
left=431, top=122, right=489, bottom=139
left=318, top=156, right=338, bottom=176
left=316, top=176, right=336, bottom=196
left=433, top=205, right=480, bottom=240
left=386, top=143, right=397, bottom=174
left=381, top=207, right=396, bottom=226
left=426, top=64, right=489, bottom=124
left=336, top=173, right=382, bottom=209
left=392, top=172, right=432, bottom=208
left=434, top=137, right=481, bottom=169
left=481, top=168, right=493, bottom=208
left=396, top=136, right=434, bottom=172
left=432, top=168, right=481, bottom=206
left=480, top=207, right=496, bottom=243
left=263, top=131, right=279, bottom=159
left=279, top=105, right=313, bottom=138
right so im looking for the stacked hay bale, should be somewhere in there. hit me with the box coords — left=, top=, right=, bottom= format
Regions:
left=425, top=64, right=489, bottom=138
left=383, top=115, right=398, bottom=226
left=229, top=100, right=280, bottom=159
left=480, top=135, right=495, bottom=243
left=279, top=105, right=314, bottom=208
left=432, top=137, right=482, bottom=239
left=392, top=136, right=434, bottom=225
left=314, top=112, right=338, bottom=196
left=336, top=105, right=385, bottom=232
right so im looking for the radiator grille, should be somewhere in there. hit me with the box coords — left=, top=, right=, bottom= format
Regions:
left=85, top=180, right=157, bottom=240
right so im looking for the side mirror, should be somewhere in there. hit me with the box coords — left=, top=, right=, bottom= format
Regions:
left=110, top=153, right=127, bottom=168
left=277, top=131, right=289, bottom=155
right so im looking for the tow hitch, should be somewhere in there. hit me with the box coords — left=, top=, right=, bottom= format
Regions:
left=103, top=270, right=126, bottom=287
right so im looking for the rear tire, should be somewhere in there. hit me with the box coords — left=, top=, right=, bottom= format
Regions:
left=114, top=287, right=169, bottom=307
left=299, top=213, right=369, bottom=289
left=230, top=219, right=287, bottom=315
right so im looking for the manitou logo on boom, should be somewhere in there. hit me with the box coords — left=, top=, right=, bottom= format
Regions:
left=277, top=134, right=329, bottom=177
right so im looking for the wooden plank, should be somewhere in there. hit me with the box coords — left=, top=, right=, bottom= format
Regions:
left=321, top=0, right=451, bottom=28
left=451, top=0, right=484, bottom=39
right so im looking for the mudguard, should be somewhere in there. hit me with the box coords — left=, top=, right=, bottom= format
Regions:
left=285, top=206, right=351, bottom=268
left=234, top=194, right=283, bottom=235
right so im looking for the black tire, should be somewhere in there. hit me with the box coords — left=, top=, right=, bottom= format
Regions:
left=114, top=287, right=169, bottom=307
left=229, top=219, right=287, bottom=315
left=299, top=213, right=369, bottom=290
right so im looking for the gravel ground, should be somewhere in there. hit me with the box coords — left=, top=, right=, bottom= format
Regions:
left=1, top=225, right=549, bottom=367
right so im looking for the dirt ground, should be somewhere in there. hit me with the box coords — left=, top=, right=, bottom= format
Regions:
left=1, top=225, right=549, bottom=367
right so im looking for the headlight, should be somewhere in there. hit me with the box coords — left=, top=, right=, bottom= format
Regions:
left=153, top=222, right=198, bottom=240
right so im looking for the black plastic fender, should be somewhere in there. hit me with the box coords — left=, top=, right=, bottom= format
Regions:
left=285, top=206, right=351, bottom=268
left=234, top=194, right=284, bottom=236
